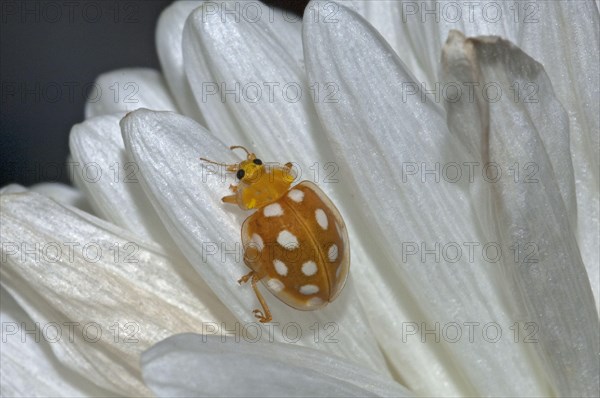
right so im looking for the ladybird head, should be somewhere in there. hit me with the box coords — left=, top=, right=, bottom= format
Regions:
left=233, top=148, right=264, bottom=184
left=200, top=145, right=295, bottom=210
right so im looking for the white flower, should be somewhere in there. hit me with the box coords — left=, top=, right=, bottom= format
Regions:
left=1, top=1, right=598, bottom=397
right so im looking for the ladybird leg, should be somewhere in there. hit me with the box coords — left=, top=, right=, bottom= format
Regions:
left=237, top=271, right=272, bottom=323
left=221, top=194, right=237, bottom=204
left=228, top=184, right=238, bottom=193
left=237, top=270, right=254, bottom=284
left=249, top=273, right=272, bottom=323
left=282, top=162, right=296, bottom=181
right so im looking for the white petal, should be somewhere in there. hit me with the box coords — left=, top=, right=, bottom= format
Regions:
left=156, top=0, right=206, bottom=124
left=346, top=0, right=432, bottom=86
left=347, top=1, right=527, bottom=91
left=183, top=1, right=329, bottom=165
left=0, top=287, right=114, bottom=398
left=0, top=184, right=27, bottom=194
left=442, top=29, right=576, bottom=233
left=141, top=334, right=410, bottom=398
left=29, top=182, right=93, bottom=213
left=442, top=31, right=599, bottom=397
left=69, top=113, right=172, bottom=243
left=121, top=109, right=391, bottom=376
left=349, top=1, right=600, bottom=303
left=516, top=2, right=599, bottom=307
left=1, top=183, right=92, bottom=213
left=84, top=68, right=178, bottom=119
left=304, top=4, right=550, bottom=396
left=0, top=191, right=236, bottom=396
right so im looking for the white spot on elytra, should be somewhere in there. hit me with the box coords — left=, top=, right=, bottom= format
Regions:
left=315, top=208, right=328, bottom=230
left=250, top=233, right=264, bottom=251
left=264, top=203, right=283, bottom=217
left=300, top=284, right=319, bottom=295
left=328, top=244, right=338, bottom=262
left=273, top=259, right=288, bottom=276
left=267, top=278, right=284, bottom=292
left=301, top=261, right=318, bottom=276
left=288, top=189, right=304, bottom=203
left=306, top=297, right=324, bottom=307
left=277, top=230, right=299, bottom=250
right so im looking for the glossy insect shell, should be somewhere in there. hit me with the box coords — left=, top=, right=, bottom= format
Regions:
left=235, top=162, right=350, bottom=311
left=242, top=180, right=350, bottom=310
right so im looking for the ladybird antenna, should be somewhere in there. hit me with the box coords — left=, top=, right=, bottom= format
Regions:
left=229, top=145, right=252, bottom=158
left=199, top=157, right=237, bottom=171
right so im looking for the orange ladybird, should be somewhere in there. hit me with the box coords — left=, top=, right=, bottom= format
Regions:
left=201, top=146, right=350, bottom=323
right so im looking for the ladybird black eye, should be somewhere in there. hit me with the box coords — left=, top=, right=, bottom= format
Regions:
left=253, top=158, right=262, bottom=165
left=236, top=169, right=245, bottom=180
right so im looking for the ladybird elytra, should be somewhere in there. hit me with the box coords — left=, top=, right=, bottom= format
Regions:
left=201, top=146, right=350, bottom=323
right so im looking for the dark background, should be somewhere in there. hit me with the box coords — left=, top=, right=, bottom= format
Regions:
left=0, top=0, right=308, bottom=187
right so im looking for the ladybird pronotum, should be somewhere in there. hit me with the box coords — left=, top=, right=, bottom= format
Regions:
left=201, top=146, right=350, bottom=323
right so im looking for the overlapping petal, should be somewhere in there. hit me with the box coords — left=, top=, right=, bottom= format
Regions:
left=182, top=1, right=327, bottom=167
left=0, top=192, right=235, bottom=396
left=141, top=334, right=410, bottom=397
left=156, top=0, right=206, bottom=124
left=0, top=287, right=114, bottom=398
left=442, top=30, right=599, bottom=397
left=28, top=182, right=93, bottom=213
left=84, top=68, right=178, bottom=119
left=350, top=0, right=600, bottom=309
left=69, top=112, right=172, bottom=243
left=304, top=3, right=552, bottom=396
